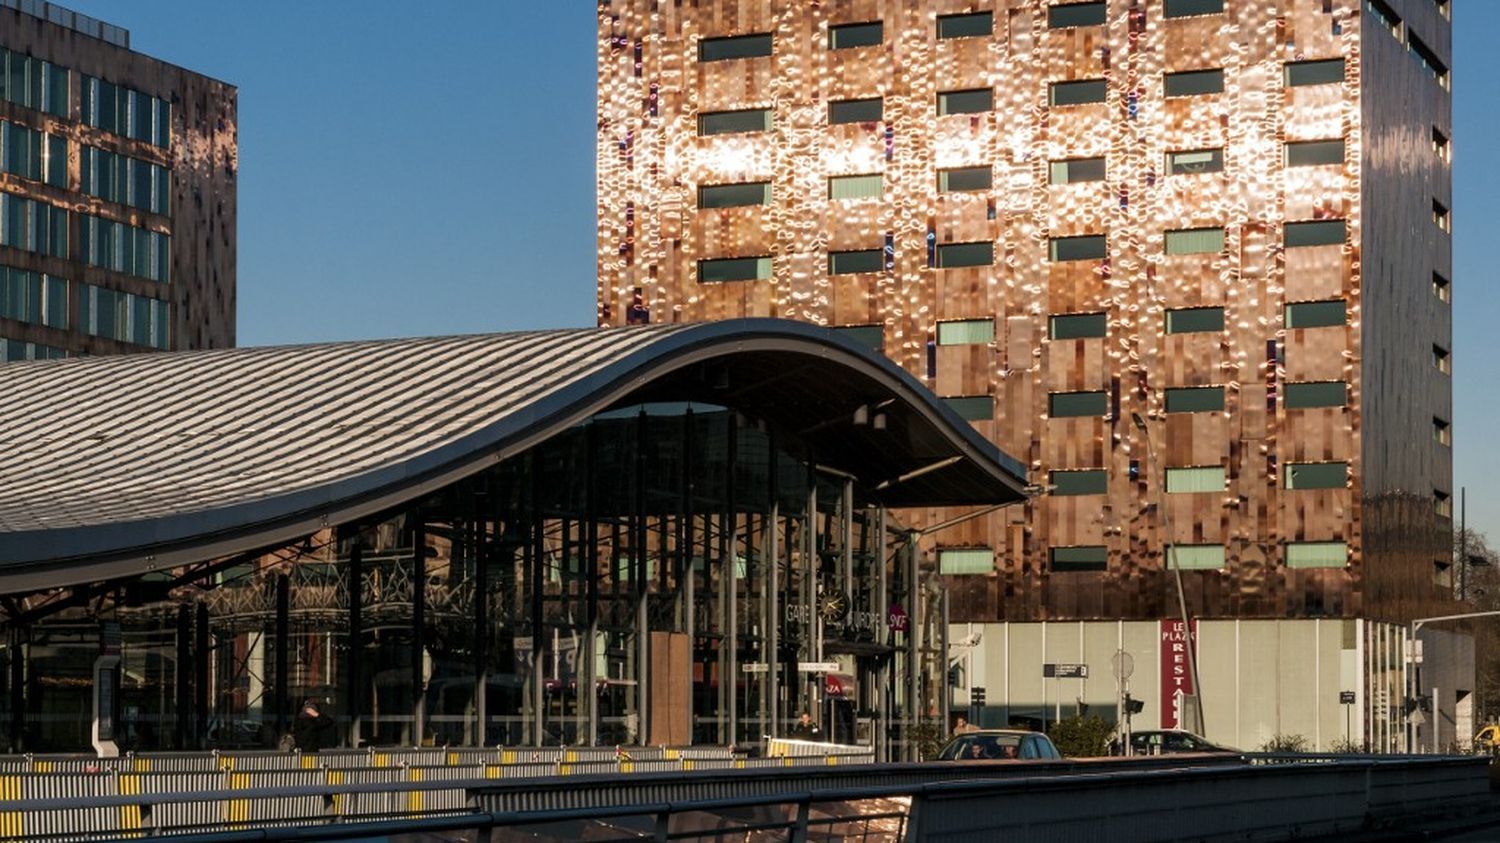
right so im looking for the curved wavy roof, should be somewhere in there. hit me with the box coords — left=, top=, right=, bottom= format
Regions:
left=0, top=319, right=1027, bottom=592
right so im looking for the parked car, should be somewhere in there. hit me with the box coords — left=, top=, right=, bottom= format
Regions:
left=1128, top=729, right=1237, bottom=755
left=937, top=729, right=1062, bottom=761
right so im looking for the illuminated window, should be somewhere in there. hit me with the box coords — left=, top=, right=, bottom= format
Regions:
left=1049, top=235, right=1106, bottom=261
left=1285, top=139, right=1344, bottom=167
left=829, top=21, right=883, bottom=50
left=1284, top=300, right=1345, bottom=329
left=1165, top=307, right=1223, bottom=334
left=937, top=319, right=994, bottom=345
left=1166, top=148, right=1223, bottom=175
left=1284, top=58, right=1345, bottom=87
left=1048, top=3, right=1106, bottom=28
left=828, top=174, right=882, bottom=200
left=1165, top=0, right=1224, bottom=17
left=1365, top=0, right=1402, bottom=40
left=1165, top=69, right=1224, bottom=97
left=938, top=88, right=993, bottom=115
left=1432, top=272, right=1450, bottom=303
left=1432, top=127, right=1450, bottom=162
left=698, top=33, right=773, bottom=62
left=1284, top=462, right=1347, bottom=490
left=828, top=248, right=883, bottom=275
left=939, top=548, right=993, bottom=575
left=699, top=256, right=772, bottom=283
left=1284, top=382, right=1346, bottom=409
left=1051, top=469, right=1107, bottom=495
left=1433, top=344, right=1450, bottom=374
left=829, top=97, right=883, bottom=124
left=1167, top=545, right=1226, bottom=570
left=1408, top=34, right=1449, bottom=90
left=944, top=396, right=993, bottom=421
left=1286, top=542, right=1348, bottom=568
left=698, top=182, right=770, bottom=209
left=939, top=166, right=992, bottom=192
left=1285, top=220, right=1346, bottom=247
left=1049, top=157, right=1106, bottom=184
left=936, top=241, right=993, bottom=268
left=1432, top=200, right=1450, bottom=232
left=1165, top=386, right=1224, bottom=413
left=698, top=109, right=772, bottom=136
left=1050, top=391, right=1108, bottom=417
left=1166, top=466, right=1225, bottom=494
left=1050, top=312, right=1107, bottom=339
left=1050, top=79, right=1107, bottom=106
left=1435, top=490, right=1452, bottom=518
left=1164, top=227, right=1225, bottom=255
left=937, top=11, right=993, bottom=39
left=1050, top=546, right=1107, bottom=572
left=1434, top=417, right=1451, bottom=446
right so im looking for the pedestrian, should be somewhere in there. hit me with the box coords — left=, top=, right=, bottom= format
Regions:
left=292, top=698, right=337, bottom=753
left=952, top=715, right=978, bottom=736
left=789, top=711, right=822, bottom=740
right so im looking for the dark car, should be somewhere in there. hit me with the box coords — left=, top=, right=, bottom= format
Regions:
left=937, top=729, right=1062, bottom=761
left=1128, top=729, right=1237, bottom=755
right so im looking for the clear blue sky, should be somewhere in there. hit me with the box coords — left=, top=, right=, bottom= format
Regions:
left=62, top=1, right=1500, bottom=543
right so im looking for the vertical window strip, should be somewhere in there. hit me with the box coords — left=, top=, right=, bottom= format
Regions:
left=81, top=144, right=172, bottom=214
left=80, top=213, right=170, bottom=283
left=81, top=75, right=171, bottom=148
left=0, top=191, right=67, bottom=259
left=0, top=48, right=69, bottom=117
left=79, top=281, right=169, bottom=348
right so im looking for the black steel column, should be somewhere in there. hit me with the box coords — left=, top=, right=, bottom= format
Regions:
left=528, top=453, right=544, bottom=746
left=585, top=421, right=600, bottom=745
left=194, top=603, right=209, bottom=747
left=412, top=520, right=427, bottom=746
left=724, top=412, right=738, bottom=745
left=274, top=573, right=290, bottom=740
left=767, top=434, right=780, bottom=738
left=346, top=544, right=364, bottom=747
left=474, top=503, right=490, bottom=747
left=634, top=409, right=649, bottom=745
left=175, top=604, right=191, bottom=749
left=8, top=626, right=25, bottom=752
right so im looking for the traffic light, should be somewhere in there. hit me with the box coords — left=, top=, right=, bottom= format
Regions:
left=1124, top=695, right=1145, bottom=715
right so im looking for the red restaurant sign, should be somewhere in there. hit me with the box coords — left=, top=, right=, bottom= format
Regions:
left=1159, top=618, right=1198, bottom=729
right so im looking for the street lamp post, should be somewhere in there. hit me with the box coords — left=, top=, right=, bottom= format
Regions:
left=1405, top=610, right=1500, bottom=753
left=1132, top=412, right=1205, bottom=735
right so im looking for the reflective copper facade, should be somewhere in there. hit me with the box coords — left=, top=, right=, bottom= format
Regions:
left=597, top=0, right=1452, bottom=623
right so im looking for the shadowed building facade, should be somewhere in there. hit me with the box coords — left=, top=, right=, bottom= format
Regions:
left=596, top=0, right=1460, bottom=750
left=0, top=0, right=236, bottom=360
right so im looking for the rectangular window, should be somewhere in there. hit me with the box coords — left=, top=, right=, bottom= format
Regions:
left=944, top=396, right=993, bottom=421
left=1285, top=58, right=1345, bottom=87
left=1165, top=386, right=1224, bottom=413
left=1165, top=307, right=1224, bottom=334
left=1432, top=200, right=1450, bottom=232
left=1284, top=382, right=1347, bottom=409
left=1432, top=272, right=1450, bottom=303
left=1286, top=542, right=1348, bottom=568
left=939, top=166, right=992, bottom=192
left=1, top=192, right=69, bottom=260
left=1285, top=139, right=1345, bottom=167
left=1434, top=0, right=1449, bottom=20
left=0, top=265, right=67, bottom=329
left=1049, top=157, right=1106, bottom=184
left=937, top=319, right=995, bottom=345
left=80, top=213, right=167, bottom=282
left=828, top=174, right=883, bottom=200
left=1047, top=3, right=1106, bottom=28
left=937, top=241, right=993, bottom=268
left=1366, top=0, right=1402, bottom=39
left=1284, top=300, right=1345, bottom=329
left=1165, top=227, right=1225, bottom=255
left=1408, top=34, right=1449, bottom=89
left=1166, top=148, right=1224, bottom=175
left=938, top=88, right=993, bottom=116
left=1165, top=69, right=1224, bottom=97
left=833, top=324, right=883, bottom=350
left=1165, top=0, right=1225, bottom=17
left=830, top=21, right=883, bottom=50
left=698, top=33, right=773, bottom=62
left=1432, top=127, right=1450, bottom=162
left=939, top=548, right=993, bottom=575
left=0, top=49, right=69, bottom=117
left=81, top=76, right=169, bottom=147
left=1049, top=79, right=1108, bottom=106
left=1051, top=546, right=1107, bottom=572
left=1284, top=462, right=1348, bottom=490
left=1433, top=344, right=1450, bottom=374
left=1049, top=235, right=1107, bottom=261
left=1435, top=490, right=1452, bottom=518
left=1284, top=219, right=1346, bottom=247
left=699, top=256, right=772, bottom=283
left=937, top=11, right=993, bottom=39
left=1050, top=391, right=1108, bottom=418
left=1168, top=545, right=1226, bottom=570
left=78, top=282, right=169, bottom=349
left=1433, top=417, right=1451, bottom=446
left=1051, top=469, right=1107, bottom=496
left=1050, top=312, right=1107, bottom=339
left=828, top=248, right=883, bottom=275
left=1166, top=466, right=1226, bottom=493
left=699, top=182, right=770, bottom=209
left=698, top=108, right=772, bottom=136
left=829, top=97, right=883, bottom=124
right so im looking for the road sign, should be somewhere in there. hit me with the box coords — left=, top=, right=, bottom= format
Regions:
left=1339, top=691, right=1356, bottom=705
left=1111, top=651, right=1135, bottom=681
left=798, top=661, right=840, bottom=673
left=1043, top=663, right=1088, bottom=679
